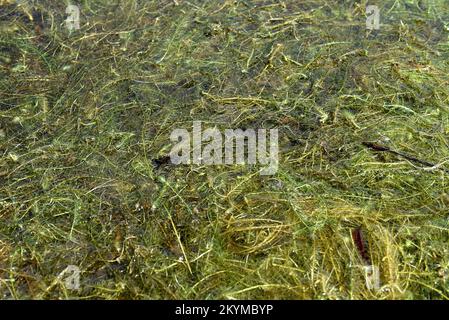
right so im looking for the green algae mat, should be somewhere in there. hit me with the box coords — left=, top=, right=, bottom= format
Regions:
left=0, top=0, right=449, bottom=299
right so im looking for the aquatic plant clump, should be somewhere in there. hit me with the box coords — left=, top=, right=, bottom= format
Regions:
left=0, top=0, right=448, bottom=299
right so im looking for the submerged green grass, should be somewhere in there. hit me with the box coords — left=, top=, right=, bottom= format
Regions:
left=0, top=0, right=449, bottom=299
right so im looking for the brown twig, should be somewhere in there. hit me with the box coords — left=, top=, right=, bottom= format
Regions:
left=352, top=227, right=371, bottom=265
left=362, top=142, right=449, bottom=174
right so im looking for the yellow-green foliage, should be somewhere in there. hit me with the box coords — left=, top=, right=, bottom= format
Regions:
left=0, top=0, right=448, bottom=299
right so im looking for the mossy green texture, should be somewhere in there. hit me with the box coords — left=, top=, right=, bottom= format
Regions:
left=0, top=0, right=448, bottom=299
